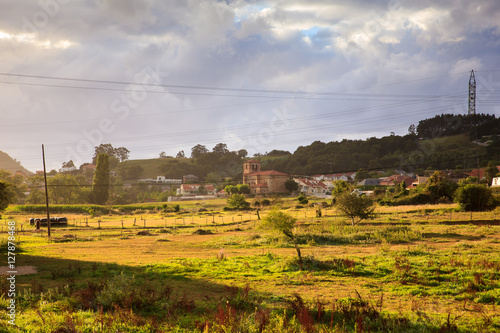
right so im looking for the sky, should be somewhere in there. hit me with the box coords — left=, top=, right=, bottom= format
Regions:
left=1, top=0, right=500, bottom=172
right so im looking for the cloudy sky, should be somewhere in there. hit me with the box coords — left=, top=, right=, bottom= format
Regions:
left=1, top=0, right=500, bottom=172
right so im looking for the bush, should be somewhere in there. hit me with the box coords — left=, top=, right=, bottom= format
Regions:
left=226, top=194, right=250, bottom=210
left=297, top=194, right=308, bottom=205
left=454, top=184, right=498, bottom=211
left=379, top=193, right=433, bottom=206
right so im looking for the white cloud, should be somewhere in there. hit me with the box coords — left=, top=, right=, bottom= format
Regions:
left=0, top=0, right=499, bottom=171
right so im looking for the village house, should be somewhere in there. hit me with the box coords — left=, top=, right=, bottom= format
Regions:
left=409, top=176, right=428, bottom=189
left=294, top=178, right=328, bottom=196
left=177, top=184, right=216, bottom=196
left=378, top=175, right=415, bottom=186
left=357, top=179, right=380, bottom=186
left=242, top=160, right=289, bottom=194
left=313, top=172, right=356, bottom=182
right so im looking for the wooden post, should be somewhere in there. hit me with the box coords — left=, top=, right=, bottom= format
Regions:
left=42, top=144, right=51, bottom=238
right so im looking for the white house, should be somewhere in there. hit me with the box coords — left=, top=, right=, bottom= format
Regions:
left=156, top=176, right=182, bottom=184
left=177, top=184, right=216, bottom=196
left=294, top=178, right=328, bottom=195
left=491, top=177, right=500, bottom=187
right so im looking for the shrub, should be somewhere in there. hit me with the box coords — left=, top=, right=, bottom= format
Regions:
left=454, top=183, right=498, bottom=211
left=297, top=194, right=308, bottom=205
left=227, top=194, right=250, bottom=210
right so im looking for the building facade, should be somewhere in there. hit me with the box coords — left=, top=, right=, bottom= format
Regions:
left=243, top=160, right=289, bottom=194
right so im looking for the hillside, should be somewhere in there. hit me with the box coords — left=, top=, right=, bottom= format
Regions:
left=0, top=150, right=32, bottom=175
left=116, top=133, right=490, bottom=182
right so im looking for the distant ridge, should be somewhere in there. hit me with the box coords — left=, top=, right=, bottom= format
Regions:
left=0, top=151, right=32, bottom=175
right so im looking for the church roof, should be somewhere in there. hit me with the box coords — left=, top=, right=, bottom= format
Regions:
left=248, top=170, right=288, bottom=176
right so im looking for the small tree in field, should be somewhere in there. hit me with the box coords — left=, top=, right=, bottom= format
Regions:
left=262, top=209, right=302, bottom=263
left=335, top=192, right=376, bottom=226
left=226, top=193, right=250, bottom=210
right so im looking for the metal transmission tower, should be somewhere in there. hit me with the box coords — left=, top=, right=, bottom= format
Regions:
left=468, top=70, right=476, bottom=116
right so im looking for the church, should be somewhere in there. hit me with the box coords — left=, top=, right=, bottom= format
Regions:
left=242, top=160, right=289, bottom=194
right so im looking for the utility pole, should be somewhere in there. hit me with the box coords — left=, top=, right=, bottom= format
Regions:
left=469, top=70, right=480, bottom=183
left=42, top=144, right=51, bottom=238
left=468, top=70, right=476, bottom=117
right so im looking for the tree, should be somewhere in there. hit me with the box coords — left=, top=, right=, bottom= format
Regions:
left=114, top=147, right=130, bottom=162
left=191, top=144, right=209, bottom=158
left=159, top=151, right=168, bottom=159
left=331, top=180, right=350, bottom=203
left=226, top=193, right=250, bottom=210
left=48, top=174, right=90, bottom=204
left=262, top=209, right=302, bottom=264
left=176, top=150, right=186, bottom=158
left=212, top=143, right=229, bottom=156
left=237, top=149, right=248, bottom=158
left=237, top=184, right=250, bottom=194
left=0, top=181, right=16, bottom=212
left=62, top=160, right=75, bottom=168
left=224, top=185, right=238, bottom=195
left=355, top=168, right=370, bottom=181
left=93, top=144, right=129, bottom=163
left=454, top=183, right=498, bottom=211
left=92, top=153, right=110, bottom=205
left=285, top=178, right=299, bottom=193
left=335, top=192, right=376, bottom=226
left=425, top=171, right=457, bottom=202
left=484, top=162, right=498, bottom=186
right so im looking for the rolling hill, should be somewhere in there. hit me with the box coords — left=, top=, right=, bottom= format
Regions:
left=0, top=150, right=32, bottom=175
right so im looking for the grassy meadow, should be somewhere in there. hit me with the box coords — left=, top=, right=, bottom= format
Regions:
left=0, top=198, right=499, bottom=332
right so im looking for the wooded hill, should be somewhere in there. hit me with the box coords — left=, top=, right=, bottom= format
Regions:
left=0, top=151, right=32, bottom=175
left=117, top=114, right=500, bottom=182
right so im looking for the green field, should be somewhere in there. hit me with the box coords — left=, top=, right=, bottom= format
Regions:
left=1, top=200, right=499, bottom=332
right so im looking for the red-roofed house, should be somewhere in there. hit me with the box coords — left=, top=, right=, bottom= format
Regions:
left=243, top=160, right=289, bottom=194
left=379, top=175, right=415, bottom=186
left=177, top=184, right=216, bottom=196
left=294, top=178, right=328, bottom=195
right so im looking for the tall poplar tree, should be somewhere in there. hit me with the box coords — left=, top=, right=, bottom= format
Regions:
left=92, top=153, right=109, bottom=205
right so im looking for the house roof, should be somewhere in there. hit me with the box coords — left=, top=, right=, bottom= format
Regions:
left=82, top=164, right=96, bottom=170
left=248, top=170, right=288, bottom=176
left=357, top=179, right=380, bottom=186
left=296, top=178, right=327, bottom=188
